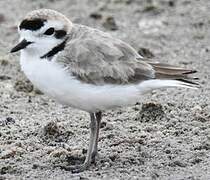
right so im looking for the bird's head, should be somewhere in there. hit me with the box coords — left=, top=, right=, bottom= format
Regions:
left=10, top=9, right=72, bottom=58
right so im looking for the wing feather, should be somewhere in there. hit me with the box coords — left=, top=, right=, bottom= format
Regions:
left=56, top=25, right=155, bottom=85
left=56, top=24, right=197, bottom=86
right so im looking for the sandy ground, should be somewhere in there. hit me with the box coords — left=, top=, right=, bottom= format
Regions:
left=0, top=0, right=210, bottom=179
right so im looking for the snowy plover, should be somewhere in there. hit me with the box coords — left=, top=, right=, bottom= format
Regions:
left=10, top=9, right=198, bottom=172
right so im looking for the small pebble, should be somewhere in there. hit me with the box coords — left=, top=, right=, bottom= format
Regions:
left=0, top=59, right=9, bottom=66
left=100, top=121, right=107, bottom=128
left=137, top=102, right=165, bottom=122
left=102, top=16, right=118, bottom=31
left=138, top=47, right=154, bottom=58
left=89, top=12, right=102, bottom=20
left=191, top=105, right=202, bottom=113
left=0, top=14, right=5, bottom=23
left=0, top=75, right=11, bottom=80
left=14, top=80, right=33, bottom=93
left=44, top=121, right=60, bottom=136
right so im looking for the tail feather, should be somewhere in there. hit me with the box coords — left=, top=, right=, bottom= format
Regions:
left=138, top=79, right=199, bottom=94
left=136, top=59, right=200, bottom=93
left=149, top=62, right=196, bottom=77
left=146, top=61, right=199, bottom=85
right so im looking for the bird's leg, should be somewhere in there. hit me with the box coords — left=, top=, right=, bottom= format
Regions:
left=91, top=111, right=102, bottom=163
left=83, top=112, right=97, bottom=165
left=58, top=113, right=98, bottom=173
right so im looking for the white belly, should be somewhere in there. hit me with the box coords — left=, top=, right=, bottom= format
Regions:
left=20, top=54, right=140, bottom=112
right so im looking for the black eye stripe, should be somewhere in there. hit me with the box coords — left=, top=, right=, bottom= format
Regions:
left=19, top=19, right=46, bottom=31
left=44, top=28, right=55, bottom=35
left=55, top=30, right=67, bottom=39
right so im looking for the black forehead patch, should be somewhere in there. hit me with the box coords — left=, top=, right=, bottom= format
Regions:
left=19, top=18, right=46, bottom=31
left=55, top=30, right=67, bottom=39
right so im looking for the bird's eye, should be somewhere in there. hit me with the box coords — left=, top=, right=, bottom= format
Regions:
left=44, top=28, right=55, bottom=35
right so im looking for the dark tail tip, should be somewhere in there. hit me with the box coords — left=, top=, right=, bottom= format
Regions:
left=183, top=70, right=197, bottom=75
left=176, top=78, right=200, bottom=86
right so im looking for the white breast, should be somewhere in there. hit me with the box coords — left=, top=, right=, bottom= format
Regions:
left=20, top=53, right=140, bottom=112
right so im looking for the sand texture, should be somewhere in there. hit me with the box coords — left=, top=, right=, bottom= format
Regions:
left=0, top=0, right=210, bottom=179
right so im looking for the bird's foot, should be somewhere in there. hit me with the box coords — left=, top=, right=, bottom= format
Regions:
left=91, top=151, right=98, bottom=164
left=57, top=162, right=91, bottom=173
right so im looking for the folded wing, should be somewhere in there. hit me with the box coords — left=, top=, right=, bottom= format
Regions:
left=56, top=25, right=198, bottom=86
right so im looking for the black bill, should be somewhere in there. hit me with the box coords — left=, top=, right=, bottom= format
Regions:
left=10, top=39, right=32, bottom=53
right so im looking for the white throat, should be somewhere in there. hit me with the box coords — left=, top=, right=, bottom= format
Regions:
left=20, top=37, right=63, bottom=58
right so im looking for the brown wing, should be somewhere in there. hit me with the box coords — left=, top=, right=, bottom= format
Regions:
left=56, top=25, right=155, bottom=85
left=57, top=24, right=197, bottom=85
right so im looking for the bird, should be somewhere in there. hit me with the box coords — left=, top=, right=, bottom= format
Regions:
left=10, top=9, right=199, bottom=173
